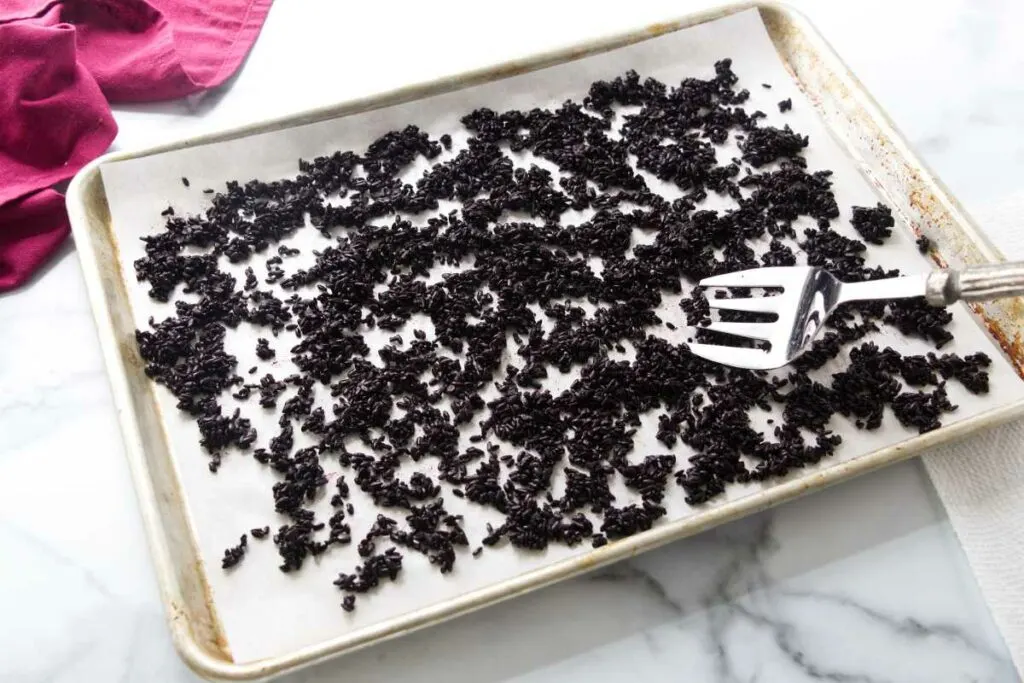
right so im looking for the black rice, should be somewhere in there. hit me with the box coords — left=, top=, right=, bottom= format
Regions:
left=131, top=61, right=994, bottom=612
left=333, top=548, right=404, bottom=610
left=255, top=338, right=275, bottom=360
left=850, top=203, right=895, bottom=245
left=222, top=534, right=248, bottom=569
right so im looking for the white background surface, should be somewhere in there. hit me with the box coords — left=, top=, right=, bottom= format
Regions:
left=4, top=0, right=1024, bottom=681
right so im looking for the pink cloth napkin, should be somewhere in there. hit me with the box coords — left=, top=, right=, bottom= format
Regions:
left=0, top=0, right=272, bottom=292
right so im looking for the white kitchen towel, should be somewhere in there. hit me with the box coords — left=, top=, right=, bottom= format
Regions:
left=922, top=189, right=1024, bottom=671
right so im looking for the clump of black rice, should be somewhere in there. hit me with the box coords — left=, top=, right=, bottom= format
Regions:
left=132, top=62, right=994, bottom=611
left=222, top=534, right=248, bottom=569
left=850, top=203, right=895, bottom=245
left=334, top=548, right=404, bottom=611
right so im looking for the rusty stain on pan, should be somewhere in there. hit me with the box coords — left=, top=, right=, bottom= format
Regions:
left=645, top=21, right=682, bottom=37
left=151, top=376, right=235, bottom=663
left=195, top=558, right=235, bottom=661
left=90, top=169, right=237, bottom=663
left=973, top=304, right=1024, bottom=379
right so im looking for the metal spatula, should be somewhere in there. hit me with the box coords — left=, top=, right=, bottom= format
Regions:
left=689, top=262, right=1024, bottom=370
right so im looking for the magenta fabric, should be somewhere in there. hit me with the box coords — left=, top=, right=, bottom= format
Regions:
left=0, top=190, right=70, bottom=291
left=0, top=0, right=271, bottom=292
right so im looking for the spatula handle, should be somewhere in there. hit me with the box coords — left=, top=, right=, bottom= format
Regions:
left=926, top=261, right=1024, bottom=305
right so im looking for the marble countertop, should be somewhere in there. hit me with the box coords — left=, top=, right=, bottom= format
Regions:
left=3, top=1, right=1024, bottom=681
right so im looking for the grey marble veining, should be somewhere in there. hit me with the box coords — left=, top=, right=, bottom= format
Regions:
left=4, top=0, right=1024, bottom=681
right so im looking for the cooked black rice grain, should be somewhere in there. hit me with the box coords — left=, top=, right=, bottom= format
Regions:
left=273, top=511, right=328, bottom=572
left=917, top=235, right=932, bottom=254
left=258, top=374, right=287, bottom=408
left=328, top=510, right=352, bottom=545
left=778, top=98, right=792, bottom=112
left=891, top=385, right=957, bottom=434
left=132, top=63, right=992, bottom=611
left=850, top=203, right=895, bottom=245
left=386, top=500, right=468, bottom=572
left=618, top=455, right=676, bottom=504
left=251, top=526, right=270, bottom=539
left=884, top=299, right=954, bottom=348
left=601, top=503, right=666, bottom=540
left=333, top=548, right=403, bottom=594
left=740, top=125, right=808, bottom=167
left=330, top=475, right=351, bottom=506
left=222, top=534, right=247, bottom=569
left=932, top=352, right=991, bottom=394
left=255, top=338, right=275, bottom=360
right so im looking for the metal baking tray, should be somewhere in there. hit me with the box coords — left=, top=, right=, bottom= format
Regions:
left=67, top=2, right=1024, bottom=680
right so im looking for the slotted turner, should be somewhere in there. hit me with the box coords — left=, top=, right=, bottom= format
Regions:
left=689, top=262, right=1024, bottom=370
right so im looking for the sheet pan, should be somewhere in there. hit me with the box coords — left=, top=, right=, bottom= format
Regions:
left=67, top=3, right=1024, bottom=679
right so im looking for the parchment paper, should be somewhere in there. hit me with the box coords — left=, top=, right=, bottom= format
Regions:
left=99, top=10, right=1024, bottom=663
